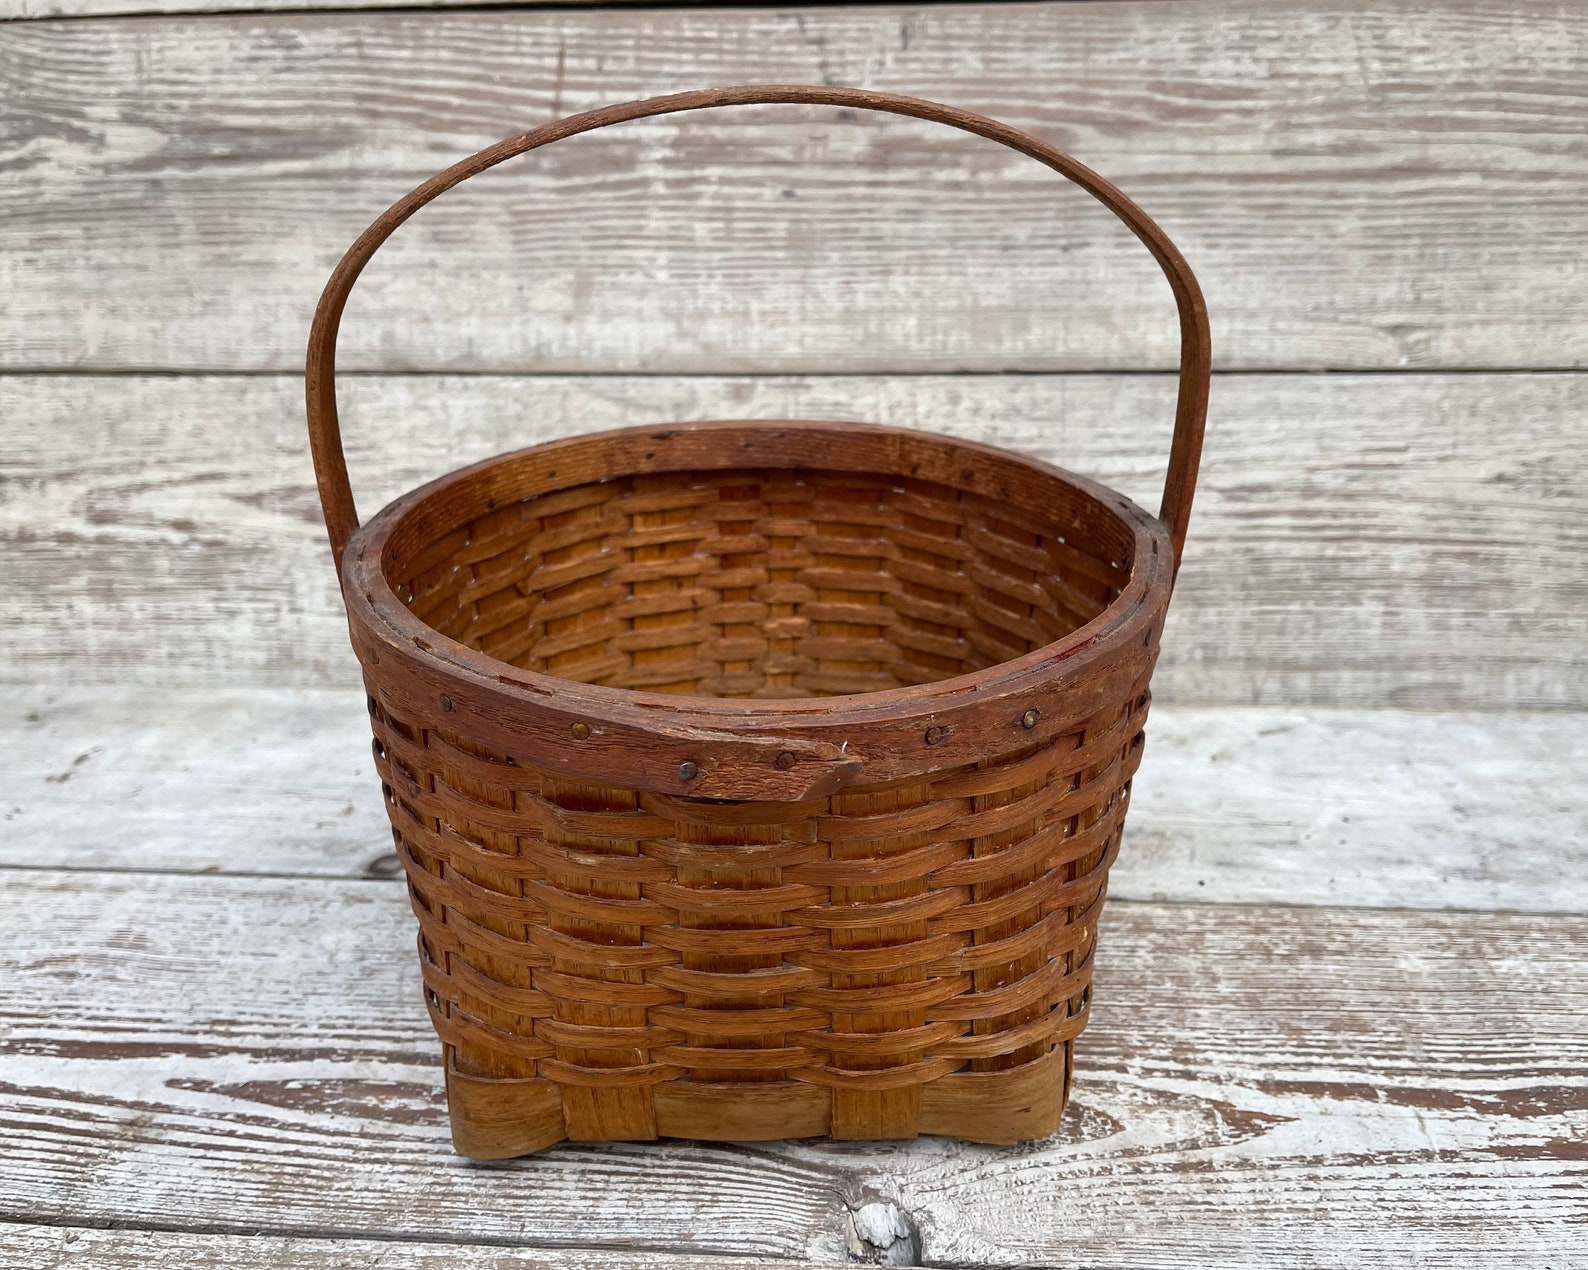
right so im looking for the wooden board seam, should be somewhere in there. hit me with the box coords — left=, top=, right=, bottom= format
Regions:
left=6, top=859, right=1587, bottom=926
left=0, top=1215, right=838, bottom=1265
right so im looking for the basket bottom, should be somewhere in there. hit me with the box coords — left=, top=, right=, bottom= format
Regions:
left=445, top=1043, right=1072, bottom=1158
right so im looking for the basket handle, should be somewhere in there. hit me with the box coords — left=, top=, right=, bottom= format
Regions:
left=307, top=85, right=1209, bottom=578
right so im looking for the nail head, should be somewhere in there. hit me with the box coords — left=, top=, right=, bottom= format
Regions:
left=439, top=693, right=453, bottom=712
left=775, top=750, right=797, bottom=770
left=678, top=761, right=699, bottom=781
left=570, top=722, right=591, bottom=740
left=924, top=725, right=946, bottom=746
left=1021, top=709, right=1040, bottom=729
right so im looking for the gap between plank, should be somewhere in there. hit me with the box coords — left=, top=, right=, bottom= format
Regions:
left=5, top=0, right=1131, bottom=28
left=0, top=860, right=1579, bottom=923
left=2, top=366, right=1586, bottom=379
left=0, top=1213, right=839, bottom=1266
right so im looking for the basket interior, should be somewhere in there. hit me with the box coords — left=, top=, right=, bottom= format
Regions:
left=382, top=448, right=1136, bottom=700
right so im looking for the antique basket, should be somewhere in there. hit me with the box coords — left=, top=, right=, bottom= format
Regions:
left=306, top=86, right=1208, bottom=1157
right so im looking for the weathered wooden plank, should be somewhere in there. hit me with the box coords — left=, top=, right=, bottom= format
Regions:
left=0, top=685, right=390, bottom=880
left=0, top=870, right=859, bottom=1263
left=900, top=901, right=1588, bottom=1268
left=4, top=371, right=1585, bottom=708
left=4, top=684, right=1584, bottom=916
left=1118, top=705, right=1588, bottom=912
left=2, top=2, right=1585, bottom=373
left=2, top=870, right=1584, bottom=1266
left=0, top=1226, right=840, bottom=1270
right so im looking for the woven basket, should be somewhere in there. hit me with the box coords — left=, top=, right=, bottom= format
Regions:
left=306, top=87, right=1208, bottom=1157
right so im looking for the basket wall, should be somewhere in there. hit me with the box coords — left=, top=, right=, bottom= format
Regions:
left=345, top=422, right=1173, bottom=1154
left=369, top=673, right=1150, bottom=1155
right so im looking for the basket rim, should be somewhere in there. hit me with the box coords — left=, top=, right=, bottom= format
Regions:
left=343, top=419, right=1172, bottom=730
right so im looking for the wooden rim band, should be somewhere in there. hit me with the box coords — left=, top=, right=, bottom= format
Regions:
left=306, top=85, right=1210, bottom=580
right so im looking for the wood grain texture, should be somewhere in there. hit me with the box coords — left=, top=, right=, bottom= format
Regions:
left=1124, top=705, right=1588, bottom=912
left=0, top=1226, right=841, bottom=1270
left=3, top=869, right=1584, bottom=1266
left=900, top=901, right=1588, bottom=1268
left=3, top=1, right=1585, bottom=373
left=5, top=371, right=1585, bottom=708
left=0, top=685, right=388, bottom=879
left=4, top=684, right=1585, bottom=917
left=0, top=870, right=857, bottom=1263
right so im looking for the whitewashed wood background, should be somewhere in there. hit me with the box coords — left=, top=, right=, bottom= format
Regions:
left=2, top=1, right=1585, bottom=1267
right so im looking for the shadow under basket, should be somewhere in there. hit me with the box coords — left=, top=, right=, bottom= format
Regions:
left=307, top=88, right=1208, bottom=1157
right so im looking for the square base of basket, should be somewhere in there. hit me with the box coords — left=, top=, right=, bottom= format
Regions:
left=443, top=1044, right=1072, bottom=1158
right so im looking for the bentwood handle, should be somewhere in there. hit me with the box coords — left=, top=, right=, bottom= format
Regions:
left=307, top=85, right=1210, bottom=579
